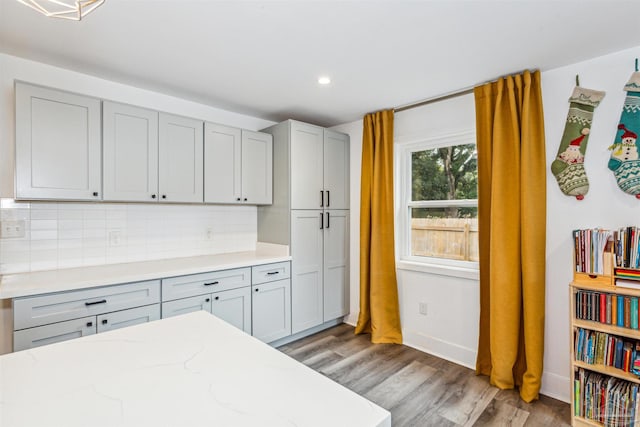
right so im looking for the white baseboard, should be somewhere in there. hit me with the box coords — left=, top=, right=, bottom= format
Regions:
left=402, top=330, right=477, bottom=369
left=540, top=371, right=570, bottom=403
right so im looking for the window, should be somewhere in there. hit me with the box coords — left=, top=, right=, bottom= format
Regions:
left=397, top=131, right=478, bottom=270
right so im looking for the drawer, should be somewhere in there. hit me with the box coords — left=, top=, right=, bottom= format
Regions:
left=14, top=316, right=96, bottom=352
left=13, top=280, right=161, bottom=330
left=252, top=262, right=291, bottom=285
left=161, top=267, right=250, bottom=301
left=97, top=304, right=160, bottom=333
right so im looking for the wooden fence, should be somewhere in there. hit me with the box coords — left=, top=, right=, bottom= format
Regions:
left=411, top=218, right=479, bottom=261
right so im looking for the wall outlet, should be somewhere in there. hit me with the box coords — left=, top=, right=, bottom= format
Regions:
left=108, top=230, right=122, bottom=246
left=419, top=302, right=428, bottom=316
left=1, top=220, right=26, bottom=239
left=205, top=227, right=213, bottom=240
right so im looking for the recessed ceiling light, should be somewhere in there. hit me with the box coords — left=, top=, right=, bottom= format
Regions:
left=318, top=76, right=331, bottom=85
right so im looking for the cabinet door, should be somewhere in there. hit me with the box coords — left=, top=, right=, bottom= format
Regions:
left=291, top=210, right=324, bottom=334
left=252, top=279, right=291, bottom=343
left=158, top=113, right=203, bottom=203
left=241, top=130, right=273, bottom=204
left=103, top=101, right=159, bottom=202
left=323, top=130, right=350, bottom=210
left=204, top=122, right=242, bottom=204
left=162, top=295, right=213, bottom=319
left=97, top=304, right=160, bottom=333
left=290, top=121, right=324, bottom=209
left=211, top=287, right=251, bottom=334
left=13, top=316, right=96, bottom=351
left=15, top=83, right=102, bottom=200
left=323, top=210, right=349, bottom=321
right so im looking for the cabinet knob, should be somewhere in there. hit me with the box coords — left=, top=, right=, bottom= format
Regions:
left=162, top=195, right=166, bottom=199
left=205, top=298, right=210, bottom=302
left=215, top=296, right=219, bottom=300
left=151, top=194, right=157, bottom=199
left=102, top=319, right=108, bottom=325
left=255, top=288, right=259, bottom=292
left=86, top=322, right=93, bottom=327
left=243, top=198, right=247, bottom=202
left=92, top=192, right=99, bottom=197
left=236, top=198, right=241, bottom=201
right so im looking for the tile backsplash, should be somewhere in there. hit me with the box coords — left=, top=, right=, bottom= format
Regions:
left=0, top=199, right=258, bottom=274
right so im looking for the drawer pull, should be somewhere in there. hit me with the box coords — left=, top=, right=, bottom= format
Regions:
left=214, top=296, right=219, bottom=300
left=86, top=322, right=93, bottom=327
left=204, top=281, right=219, bottom=286
left=266, top=271, right=279, bottom=276
left=102, top=319, right=108, bottom=325
left=255, top=288, right=259, bottom=292
left=85, top=299, right=107, bottom=306
left=205, top=298, right=210, bottom=302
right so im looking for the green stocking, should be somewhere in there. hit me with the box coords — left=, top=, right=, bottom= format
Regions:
left=551, top=86, right=605, bottom=200
left=608, top=72, right=640, bottom=199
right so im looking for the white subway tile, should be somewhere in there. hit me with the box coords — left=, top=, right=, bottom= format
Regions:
left=31, top=219, right=57, bottom=230
left=31, top=230, right=58, bottom=240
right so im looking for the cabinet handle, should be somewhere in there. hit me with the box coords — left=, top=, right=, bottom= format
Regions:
left=236, top=197, right=241, bottom=201
left=215, top=296, right=219, bottom=300
left=320, top=212, right=324, bottom=229
left=86, top=322, right=93, bottom=327
left=162, top=195, right=166, bottom=199
left=204, top=281, right=219, bottom=286
left=326, top=212, right=330, bottom=229
left=244, top=198, right=248, bottom=202
left=326, top=190, right=330, bottom=207
left=255, top=288, right=259, bottom=292
left=266, top=271, right=279, bottom=276
left=85, top=299, right=107, bottom=306
left=102, top=319, right=108, bottom=325
left=320, top=190, right=324, bottom=207
left=92, top=192, right=99, bottom=197
left=151, top=194, right=157, bottom=199
left=205, top=298, right=210, bottom=302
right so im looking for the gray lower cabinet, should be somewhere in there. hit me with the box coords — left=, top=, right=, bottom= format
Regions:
left=251, top=263, right=291, bottom=343
left=161, top=267, right=252, bottom=334
left=162, top=287, right=251, bottom=334
left=12, top=280, right=161, bottom=352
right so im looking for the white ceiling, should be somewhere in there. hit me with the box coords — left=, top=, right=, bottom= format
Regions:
left=2, top=0, right=640, bottom=127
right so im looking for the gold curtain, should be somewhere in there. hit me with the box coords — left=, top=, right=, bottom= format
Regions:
left=355, top=109, right=403, bottom=344
left=474, top=70, right=546, bottom=402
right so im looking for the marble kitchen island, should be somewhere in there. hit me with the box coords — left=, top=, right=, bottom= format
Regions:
left=0, top=311, right=391, bottom=427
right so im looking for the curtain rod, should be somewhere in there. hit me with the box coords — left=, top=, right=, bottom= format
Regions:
left=393, top=86, right=474, bottom=113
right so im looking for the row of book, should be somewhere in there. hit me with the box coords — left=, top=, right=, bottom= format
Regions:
left=576, top=290, right=640, bottom=330
left=574, top=228, right=612, bottom=275
left=575, top=368, right=640, bottom=426
left=615, top=227, right=640, bottom=269
left=574, top=328, right=640, bottom=374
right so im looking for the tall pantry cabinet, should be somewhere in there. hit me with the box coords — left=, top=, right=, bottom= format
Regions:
left=258, top=120, right=349, bottom=335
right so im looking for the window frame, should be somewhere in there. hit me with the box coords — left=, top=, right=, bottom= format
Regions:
left=395, top=130, right=480, bottom=277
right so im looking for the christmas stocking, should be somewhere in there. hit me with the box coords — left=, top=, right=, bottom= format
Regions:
left=608, top=72, right=640, bottom=199
left=551, top=86, right=606, bottom=200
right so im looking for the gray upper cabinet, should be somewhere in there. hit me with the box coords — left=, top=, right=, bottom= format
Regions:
left=103, top=101, right=159, bottom=202
left=158, top=113, right=204, bottom=203
left=290, top=122, right=349, bottom=210
left=15, top=82, right=102, bottom=201
left=290, top=122, right=324, bottom=209
left=323, top=130, right=350, bottom=210
left=204, top=123, right=272, bottom=205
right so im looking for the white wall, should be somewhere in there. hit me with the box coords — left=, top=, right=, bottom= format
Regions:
left=0, top=53, right=276, bottom=355
left=333, top=45, right=640, bottom=404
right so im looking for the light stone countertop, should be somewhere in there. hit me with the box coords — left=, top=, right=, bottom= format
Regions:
left=0, top=243, right=291, bottom=299
left=0, top=311, right=391, bottom=427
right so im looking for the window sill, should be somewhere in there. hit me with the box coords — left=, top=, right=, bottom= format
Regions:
left=396, top=259, right=479, bottom=281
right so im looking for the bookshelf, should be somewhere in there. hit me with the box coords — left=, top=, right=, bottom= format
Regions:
left=570, top=228, right=640, bottom=427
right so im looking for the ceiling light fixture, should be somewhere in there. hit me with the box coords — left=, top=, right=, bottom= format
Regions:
left=318, top=76, right=331, bottom=85
left=15, top=0, right=105, bottom=21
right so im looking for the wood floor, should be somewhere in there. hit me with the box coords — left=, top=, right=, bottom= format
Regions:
left=278, top=323, right=570, bottom=427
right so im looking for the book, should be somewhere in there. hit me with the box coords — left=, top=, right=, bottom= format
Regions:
left=618, top=295, right=625, bottom=327
left=626, top=296, right=632, bottom=328
left=600, top=293, right=607, bottom=323
left=616, top=279, right=640, bottom=290
left=633, top=297, right=639, bottom=330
